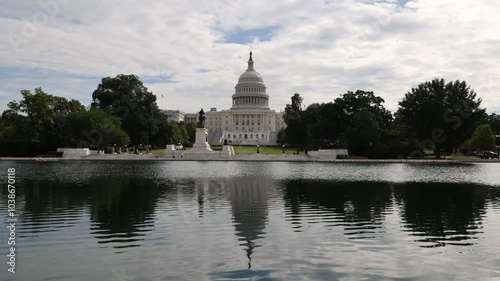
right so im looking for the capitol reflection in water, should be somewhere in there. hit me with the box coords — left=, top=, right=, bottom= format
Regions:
left=1, top=161, right=499, bottom=281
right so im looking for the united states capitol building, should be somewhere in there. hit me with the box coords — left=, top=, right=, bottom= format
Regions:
left=165, top=52, right=285, bottom=145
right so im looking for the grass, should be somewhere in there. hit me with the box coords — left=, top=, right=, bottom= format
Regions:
left=231, top=145, right=298, bottom=155
left=149, top=146, right=299, bottom=155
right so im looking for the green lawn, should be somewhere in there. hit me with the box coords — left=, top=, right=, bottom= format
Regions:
left=150, top=146, right=298, bottom=155
left=150, top=148, right=167, bottom=154
left=230, top=145, right=298, bottom=155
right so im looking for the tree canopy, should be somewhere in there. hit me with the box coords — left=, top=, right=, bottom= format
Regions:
left=396, top=78, right=485, bottom=158
left=0, top=88, right=85, bottom=155
left=464, top=124, right=496, bottom=152
left=283, top=93, right=310, bottom=153
left=0, top=88, right=134, bottom=156
left=66, top=108, right=130, bottom=149
left=92, top=74, right=161, bottom=146
left=282, top=90, right=394, bottom=157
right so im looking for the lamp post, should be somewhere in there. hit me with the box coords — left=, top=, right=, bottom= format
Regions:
left=256, top=144, right=260, bottom=154
left=282, top=144, right=285, bottom=154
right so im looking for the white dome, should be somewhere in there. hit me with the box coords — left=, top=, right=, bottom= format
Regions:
left=238, top=70, right=264, bottom=83
left=231, top=52, right=270, bottom=111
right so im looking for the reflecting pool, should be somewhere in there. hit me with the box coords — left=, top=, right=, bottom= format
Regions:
left=0, top=161, right=499, bottom=280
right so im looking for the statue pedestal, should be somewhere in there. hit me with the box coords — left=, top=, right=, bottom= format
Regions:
left=165, top=144, right=175, bottom=151
left=190, top=128, right=213, bottom=153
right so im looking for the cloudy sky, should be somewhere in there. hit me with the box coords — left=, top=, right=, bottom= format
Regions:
left=1, top=0, right=499, bottom=114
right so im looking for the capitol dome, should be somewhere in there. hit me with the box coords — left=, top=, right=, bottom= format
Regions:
left=231, top=52, right=270, bottom=110
left=238, top=68, right=263, bottom=83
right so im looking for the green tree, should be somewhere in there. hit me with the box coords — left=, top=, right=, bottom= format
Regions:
left=465, top=124, right=496, bottom=152
left=283, top=93, right=309, bottom=154
left=344, top=109, right=382, bottom=157
left=276, top=127, right=288, bottom=144
left=66, top=108, right=130, bottom=149
left=396, top=78, right=485, bottom=158
left=185, top=122, right=197, bottom=145
left=177, top=121, right=190, bottom=145
left=303, top=90, right=392, bottom=153
left=306, top=91, right=392, bottom=147
left=333, top=90, right=393, bottom=131
left=482, top=113, right=500, bottom=135
left=1, top=88, right=85, bottom=155
left=150, top=110, right=171, bottom=147
left=91, top=74, right=160, bottom=146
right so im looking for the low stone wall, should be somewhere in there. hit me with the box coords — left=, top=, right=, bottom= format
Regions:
left=57, top=148, right=90, bottom=158
left=309, top=149, right=349, bottom=160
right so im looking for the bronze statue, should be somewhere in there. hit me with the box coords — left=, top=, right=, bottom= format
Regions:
left=198, top=108, right=205, bottom=128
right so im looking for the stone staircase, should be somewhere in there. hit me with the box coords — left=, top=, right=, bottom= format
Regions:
left=207, top=130, right=223, bottom=145
left=268, top=132, right=278, bottom=145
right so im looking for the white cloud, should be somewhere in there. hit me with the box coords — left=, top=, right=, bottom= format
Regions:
left=1, top=0, right=499, bottom=114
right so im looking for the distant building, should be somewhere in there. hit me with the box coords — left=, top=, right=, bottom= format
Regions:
left=166, top=52, right=285, bottom=145
left=162, top=110, right=197, bottom=123
left=163, top=110, right=185, bottom=122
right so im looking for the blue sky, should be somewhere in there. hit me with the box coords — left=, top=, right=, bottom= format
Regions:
left=1, top=0, right=499, bottom=114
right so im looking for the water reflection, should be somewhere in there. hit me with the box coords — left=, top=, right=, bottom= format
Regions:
left=15, top=176, right=166, bottom=250
left=1, top=161, right=500, bottom=281
left=283, top=180, right=393, bottom=239
left=19, top=179, right=88, bottom=239
left=88, top=178, right=165, bottom=249
left=394, top=183, right=487, bottom=247
left=229, top=177, right=270, bottom=269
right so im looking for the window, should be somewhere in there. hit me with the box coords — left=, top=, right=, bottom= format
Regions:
left=256, top=134, right=259, bottom=139
left=250, top=134, right=253, bottom=139
left=236, top=120, right=238, bottom=125
left=236, top=127, right=238, bottom=130
left=239, top=134, right=242, bottom=138
left=262, top=134, right=265, bottom=138
left=227, top=134, right=230, bottom=139
left=247, top=120, right=250, bottom=125
left=244, top=134, right=248, bottom=139
left=233, top=134, right=236, bottom=139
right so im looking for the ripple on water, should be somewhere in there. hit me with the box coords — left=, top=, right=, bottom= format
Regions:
left=1, top=161, right=500, bottom=281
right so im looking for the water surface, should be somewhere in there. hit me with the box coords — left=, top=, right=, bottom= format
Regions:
left=1, top=161, right=499, bottom=280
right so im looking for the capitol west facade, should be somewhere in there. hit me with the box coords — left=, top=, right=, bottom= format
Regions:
left=166, top=53, right=285, bottom=145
